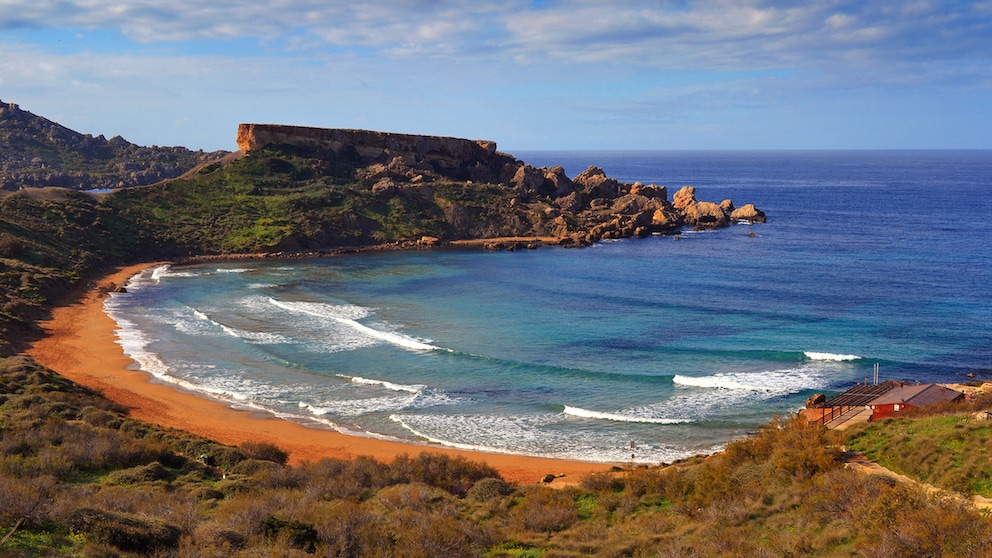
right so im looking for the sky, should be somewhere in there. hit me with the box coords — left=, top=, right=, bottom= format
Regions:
left=1, top=1, right=990, bottom=152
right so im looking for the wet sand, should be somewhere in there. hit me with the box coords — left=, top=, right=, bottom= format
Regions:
left=26, top=263, right=611, bottom=485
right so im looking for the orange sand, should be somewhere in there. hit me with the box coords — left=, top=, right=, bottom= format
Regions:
left=27, top=263, right=611, bottom=485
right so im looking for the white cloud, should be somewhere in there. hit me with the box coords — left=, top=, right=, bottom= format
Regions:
left=1, top=1, right=989, bottom=149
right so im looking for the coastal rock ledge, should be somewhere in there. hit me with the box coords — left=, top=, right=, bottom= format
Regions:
left=236, top=124, right=766, bottom=247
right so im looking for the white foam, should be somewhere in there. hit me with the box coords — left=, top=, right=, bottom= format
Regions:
left=300, top=389, right=457, bottom=417
left=673, top=366, right=828, bottom=393
left=804, top=351, right=861, bottom=361
left=562, top=405, right=691, bottom=424
left=268, top=298, right=441, bottom=352
left=150, top=264, right=198, bottom=282
left=345, top=375, right=426, bottom=394
left=216, top=268, right=252, bottom=274
left=390, top=415, right=513, bottom=454
left=186, top=306, right=292, bottom=344
left=389, top=413, right=713, bottom=464
left=674, top=374, right=774, bottom=391
left=109, top=315, right=252, bottom=405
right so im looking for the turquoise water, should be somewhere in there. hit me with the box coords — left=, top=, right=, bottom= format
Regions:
left=106, top=151, right=992, bottom=464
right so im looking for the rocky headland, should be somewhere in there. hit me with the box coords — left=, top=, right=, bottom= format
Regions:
left=236, top=124, right=766, bottom=248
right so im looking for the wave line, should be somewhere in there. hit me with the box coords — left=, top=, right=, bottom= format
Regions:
left=563, top=405, right=691, bottom=424
left=268, top=298, right=441, bottom=352
left=804, top=351, right=862, bottom=361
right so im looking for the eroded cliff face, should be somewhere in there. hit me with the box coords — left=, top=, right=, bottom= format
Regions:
left=237, top=124, right=501, bottom=170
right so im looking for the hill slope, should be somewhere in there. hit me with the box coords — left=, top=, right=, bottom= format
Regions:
left=0, top=100, right=227, bottom=191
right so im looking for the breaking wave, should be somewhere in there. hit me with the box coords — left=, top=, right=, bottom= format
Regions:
left=268, top=298, right=441, bottom=352
left=562, top=405, right=691, bottom=424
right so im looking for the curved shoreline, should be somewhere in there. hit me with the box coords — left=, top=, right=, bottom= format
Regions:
left=26, top=262, right=612, bottom=485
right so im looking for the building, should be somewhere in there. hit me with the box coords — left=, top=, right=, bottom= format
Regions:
left=867, top=383, right=964, bottom=420
left=802, top=380, right=963, bottom=428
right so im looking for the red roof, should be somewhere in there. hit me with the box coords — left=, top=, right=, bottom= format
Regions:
left=870, top=384, right=963, bottom=407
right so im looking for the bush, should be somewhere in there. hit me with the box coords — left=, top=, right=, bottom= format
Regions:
left=103, top=462, right=170, bottom=485
left=239, top=440, right=289, bottom=465
left=511, top=487, right=578, bottom=533
left=580, top=471, right=624, bottom=493
left=0, top=233, right=24, bottom=258
left=261, top=515, right=318, bottom=553
left=64, top=507, right=181, bottom=553
left=0, top=473, right=56, bottom=529
left=389, top=452, right=502, bottom=497
left=467, top=477, right=514, bottom=502
left=230, top=458, right=284, bottom=476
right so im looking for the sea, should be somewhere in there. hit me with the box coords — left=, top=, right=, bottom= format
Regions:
left=105, top=151, right=992, bottom=464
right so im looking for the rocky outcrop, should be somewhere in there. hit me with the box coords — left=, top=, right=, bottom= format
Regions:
left=229, top=124, right=767, bottom=247
left=730, top=204, right=767, bottom=223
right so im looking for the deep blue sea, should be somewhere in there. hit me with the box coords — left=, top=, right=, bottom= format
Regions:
left=106, top=151, right=992, bottom=464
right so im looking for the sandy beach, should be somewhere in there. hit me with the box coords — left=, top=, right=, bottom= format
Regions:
left=26, top=263, right=611, bottom=485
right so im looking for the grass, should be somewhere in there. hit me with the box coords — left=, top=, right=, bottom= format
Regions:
left=845, top=399, right=992, bottom=497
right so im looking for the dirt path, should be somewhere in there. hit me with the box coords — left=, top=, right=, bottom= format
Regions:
left=843, top=451, right=992, bottom=512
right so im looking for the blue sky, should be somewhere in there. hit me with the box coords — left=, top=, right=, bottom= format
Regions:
left=1, top=1, right=990, bottom=151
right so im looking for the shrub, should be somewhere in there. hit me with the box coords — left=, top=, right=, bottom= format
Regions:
left=103, top=462, right=170, bottom=485
left=260, top=515, right=318, bottom=553
left=511, top=486, right=578, bottom=533
left=0, top=233, right=24, bottom=258
left=239, top=440, right=289, bottom=465
left=389, top=452, right=502, bottom=497
left=467, top=477, right=514, bottom=502
left=0, top=473, right=56, bottom=529
left=389, top=509, right=483, bottom=558
left=580, top=471, right=624, bottom=493
left=64, top=507, right=181, bottom=553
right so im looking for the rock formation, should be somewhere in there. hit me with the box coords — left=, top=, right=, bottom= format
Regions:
left=235, top=124, right=767, bottom=247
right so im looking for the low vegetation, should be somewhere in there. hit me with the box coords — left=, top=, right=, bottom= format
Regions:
left=2, top=356, right=990, bottom=556
left=845, top=392, right=992, bottom=498
left=102, top=145, right=533, bottom=254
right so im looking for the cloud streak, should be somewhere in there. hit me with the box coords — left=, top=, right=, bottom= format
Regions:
left=1, top=0, right=989, bottom=149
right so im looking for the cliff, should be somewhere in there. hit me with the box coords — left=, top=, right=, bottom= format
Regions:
left=237, top=124, right=509, bottom=180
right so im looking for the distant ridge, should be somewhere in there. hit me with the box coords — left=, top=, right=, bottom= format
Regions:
left=0, top=100, right=228, bottom=191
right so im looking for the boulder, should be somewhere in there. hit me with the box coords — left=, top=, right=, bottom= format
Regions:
left=651, top=207, right=680, bottom=230
left=511, top=164, right=547, bottom=194
left=544, top=165, right=575, bottom=197
left=371, top=177, right=397, bottom=195
left=683, top=201, right=729, bottom=229
left=611, top=193, right=657, bottom=214
left=806, top=394, right=826, bottom=407
left=631, top=183, right=667, bottom=200
left=672, top=186, right=696, bottom=210
left=730, top=203, right=767, bottom=223
left=574, top=166, right=620, bottom=199
left=555, top=191, right=585, bottom=212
